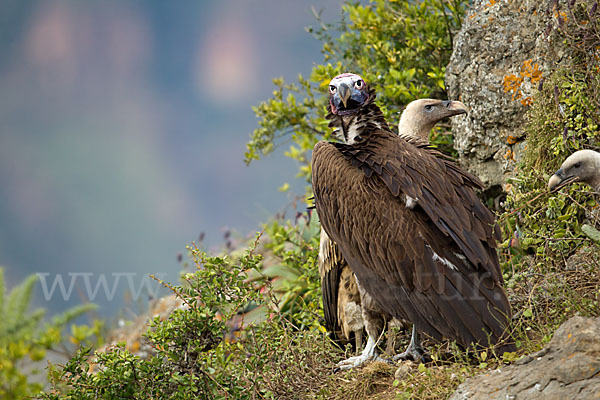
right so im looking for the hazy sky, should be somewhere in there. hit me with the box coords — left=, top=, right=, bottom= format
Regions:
left=0, top=0, right=345, bottom=316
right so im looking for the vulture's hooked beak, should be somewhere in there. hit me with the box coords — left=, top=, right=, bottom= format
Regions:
left=548, top=168, right=579, bottom=192
left=443, top=100, right=469, bottom=116
left=330, top=83, right=368, bottom=115
left=338, top=83, right=351, bottom=108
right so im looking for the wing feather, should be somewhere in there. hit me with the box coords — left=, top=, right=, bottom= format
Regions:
left=318, top=229, right=343, bottom=335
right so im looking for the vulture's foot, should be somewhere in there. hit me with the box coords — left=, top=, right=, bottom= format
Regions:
left=392, top=326, right=431, bottom=363
left=333, top=354, right=393, bottom=372
left=334, top=336, right=383, bottom=372
left=392, top=346, right=430, bottom=363
left=334, top=353, right=386, bottom=372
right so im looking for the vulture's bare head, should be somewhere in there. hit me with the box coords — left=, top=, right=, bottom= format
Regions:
left=328, top=73, right=370, bottom=116
left=398, top=99, right=468, bottom=140
left=548, top=149, right=600, bottom=192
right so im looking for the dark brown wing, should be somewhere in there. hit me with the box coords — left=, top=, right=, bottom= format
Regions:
left=318, top=228, right=344, bottom=335
left=312, top=135, right=512, bottom=350
left=331, top=132, right=501, bottom=282
left=319, top=228, right=362, bottom=343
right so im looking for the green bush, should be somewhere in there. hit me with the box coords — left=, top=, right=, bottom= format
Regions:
left=41, top=238, right=340, bottom=399
left=0, top=268, right=97, bottom=399
left=247, top=213, right=323, bottom=330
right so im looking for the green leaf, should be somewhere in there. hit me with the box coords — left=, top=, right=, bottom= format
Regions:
left=582, top=224, right=600, bottom=243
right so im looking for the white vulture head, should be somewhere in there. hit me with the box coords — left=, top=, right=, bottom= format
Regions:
left=328, top=73, right=371, bottom=115
left=548, top=149, right=600, bottom=192
left=398, top=99, right=468, bottom=140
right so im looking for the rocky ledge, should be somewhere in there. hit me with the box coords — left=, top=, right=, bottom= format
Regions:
left=450, top=316, right=600, bottom=400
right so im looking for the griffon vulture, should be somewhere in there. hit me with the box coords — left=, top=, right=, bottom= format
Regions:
left=548, top=149, right=600, bottom=192
left=312, top=73, right=514, bottom=369
left=397, top=98, right=468, bottom=141
left=319, top=96, right=469, bottom=367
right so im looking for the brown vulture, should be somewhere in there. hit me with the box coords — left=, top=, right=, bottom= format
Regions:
left=319, top=97, right=470, bottom=364
left=548, top=149, right=600, bottom=192
left=312, top=73, right=514, bottom=369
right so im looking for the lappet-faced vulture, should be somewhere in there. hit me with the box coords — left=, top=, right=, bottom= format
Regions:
left=312, top=73, right=514, bottom=369
left=319, top=93, right=469, bottom=368
left=548, top=149, right=600, bottom=192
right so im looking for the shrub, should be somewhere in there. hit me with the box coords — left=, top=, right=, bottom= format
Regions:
left=0, top=268, right=97, bottom=399
left=41, top=237, right=340, bottom=399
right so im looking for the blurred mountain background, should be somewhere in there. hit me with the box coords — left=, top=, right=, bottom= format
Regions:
left=0, top=0, right=344, bottom=317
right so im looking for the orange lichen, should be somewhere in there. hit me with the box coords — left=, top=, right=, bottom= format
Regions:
left=506, top=135, right=520, bottom=145
left=553, top=10, right=567, bottom=19
left=503, top=59, right=543, bottom=106
left=520, top=96, right=534, bottom=106
left=503, top=149, right=516, bottom=161
left=521, top=59, right=542, bottom=83
left=503, top=74, right=524, bottom=99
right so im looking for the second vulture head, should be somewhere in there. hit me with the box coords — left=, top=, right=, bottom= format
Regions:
left=398, top=99, right=468, bottom=140
left=548, top=149, right=600, bottom=192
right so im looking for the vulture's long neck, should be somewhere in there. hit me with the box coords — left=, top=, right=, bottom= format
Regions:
left=398, top=113, right=433, bottom=141
left=327, top=91, right=390, bottom=145
left=589, top=153, right=600, bottom=192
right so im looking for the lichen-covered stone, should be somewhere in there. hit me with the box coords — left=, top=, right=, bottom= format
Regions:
left=450, top=316, right=600, bottom=399
left=446, top=0, right=567, bottom=188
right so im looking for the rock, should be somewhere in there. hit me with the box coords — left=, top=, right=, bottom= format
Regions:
left=394, top=361, right=412, bottom=381
left=565, top=246, right=600, bottom=271
left=446, top=0, right=568, bottom=188
left=582, top=224, right=600, bottom=244
left=450, top=316, right=600, bottom=400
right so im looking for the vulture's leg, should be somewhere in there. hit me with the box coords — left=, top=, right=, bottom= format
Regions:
left=385, top=323, right=396, bottom=355
left=335, top=312, right=384, bottom=371
left=393, top=325, right=430, bottom=363
left=354, top=327, right=363, bottom=351
left=335, top=279, right=387, bottom=371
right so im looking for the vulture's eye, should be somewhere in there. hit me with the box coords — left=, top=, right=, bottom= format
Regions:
left=574, top=162, right=582, bottom=169
left=329, top=85, right=337, bottom=94
left=355, top=80, right=364, bottom=89
left=424, top=105, right=433, bottom=111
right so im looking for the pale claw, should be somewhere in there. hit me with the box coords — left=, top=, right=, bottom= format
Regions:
left=335, top=353, right=374, bottom=371
left=334, top=336, right=384, bottom=372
